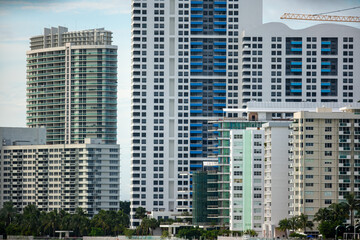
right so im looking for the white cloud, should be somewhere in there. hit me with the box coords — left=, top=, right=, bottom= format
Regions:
left=0, top=0, right=131, bottom=15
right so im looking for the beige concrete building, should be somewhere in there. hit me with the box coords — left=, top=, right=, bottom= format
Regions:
left=291, top=106, right=360, bottom=220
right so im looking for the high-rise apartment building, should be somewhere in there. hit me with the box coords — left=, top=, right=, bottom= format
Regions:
left=130, top=0, right=262, bottom=226
left=291, top=106, right=360, bottom=221
left=130, top=0, right=360, bottom=227
left=27, top=26, right=117, bottom=145
left=239, top=23, right=360, bottom=109
left=228, top=128, right=265, bottom=234
left=0, top=127, right=120, bottom=215
left=0, top=27, right=120, bottom=215
left=262, top=121, right=292, bottom=238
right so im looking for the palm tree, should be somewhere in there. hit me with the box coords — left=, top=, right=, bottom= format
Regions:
left=297, top=214, right=314, bottom=233
left=71, top=208, right=90, bottom=236
left=314, top=208, right=330, bottom=223
left=288, top=216, right=300, bottom=233
left=59, top=209, right=73, bottom=232
left=21, top=204, right=41, bottom=236
left=135, top=207, right=147, bottom=220
left=91, top=210, right=112, bottom=235
left=329, top=202, right=349, bottom=222
left=117, top=210, right=130, bottom=228
left=0, top=202, right=17, bottom=228
left=345, top=193, right=360, bottom=226
left=277, top=218, right=291, bottom=238
left=41, top=210, right=60, bottom=236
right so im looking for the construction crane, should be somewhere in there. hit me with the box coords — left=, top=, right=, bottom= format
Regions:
left=281, top=6, right=360, bottom=23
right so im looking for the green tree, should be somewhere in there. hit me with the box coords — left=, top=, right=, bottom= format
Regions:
left=314, top=208, right=330, bottom=223
left=318, top=220, right=343, bottom=239
left=5, top=223, right=21, bottom=235
left=117, top=210, right=130, bottom=228
left=315, top=203, right=348, bottom=238
left=176, top=227, right=204, bottom=240
left=59, top=209, right=72, bottom=230
left=21, top=204, right=41, bottom=236
left=202, top=229, right=219, bottom=240
left=119, top=201, right=131, bottom=216
left=91, top=210, right=113, bottom=235
left=345, top=193, right=360, bottom=226
left=243, top=229, right=258, bottom=237
left=297, top=214, right=314, bottom=233
left=288, top=216, right=300, bottom=232
left=40, top=210, right=60, bottom=236
left=328, top=202, right=349, bottom=222
left=89, top=227, right=105, bottom=236
left=70, top=208, right=90, bottom=236
left=124, top=228, right=136, bottom=239
left=0, top=202, right=17, bottom=230
left=161, top=230, right=170, bottom=239
left=112, top=210, right=129, bottom=235
left=135, top=217, right=158, bottom=235
left=277, top=218, right=291, bottom=238
left=135, top=207, right=147, bottom=220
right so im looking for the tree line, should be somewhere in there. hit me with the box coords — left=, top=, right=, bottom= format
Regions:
left=0, top=202, right=129, bottom=237
left=277, top=193, right=360, bottom=238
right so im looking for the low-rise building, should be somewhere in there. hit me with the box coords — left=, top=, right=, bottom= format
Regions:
left=0, top=127, right=120, bottom=215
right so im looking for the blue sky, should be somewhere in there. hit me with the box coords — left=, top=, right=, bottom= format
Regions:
left=0, top=0, right=359, bottom=201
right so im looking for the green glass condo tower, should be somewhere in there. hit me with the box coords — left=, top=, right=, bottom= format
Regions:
left=26, top=26, right=117, bottom=144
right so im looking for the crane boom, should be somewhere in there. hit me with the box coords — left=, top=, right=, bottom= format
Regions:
left=281, top=13, right=360, bottom=22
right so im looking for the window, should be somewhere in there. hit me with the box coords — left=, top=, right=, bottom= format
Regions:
left=254, top=149, right=262, bottom=154
left=234, top=134, right=242, bottom=139
left=325, top=175, right=332, bottom=180
left=254, top=142, right=262, bottom=146
left=234, top=193, right=242, bottom=198
left=325, top=135, right=332, bottom=140
left=325, top=183, right=332, bottom=188
left=325, top=151, right=332, bottom=156
left=325, top=127, right=332, bottom=132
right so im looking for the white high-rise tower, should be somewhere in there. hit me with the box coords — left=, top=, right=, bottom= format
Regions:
left=130, top=0, right=262, bottom=226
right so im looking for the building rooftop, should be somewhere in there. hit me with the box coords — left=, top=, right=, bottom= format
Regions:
left=225, top=102, right=360, bottom=113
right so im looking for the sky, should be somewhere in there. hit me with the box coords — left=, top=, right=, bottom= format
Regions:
left=0, top=0, right=359, bottom=201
